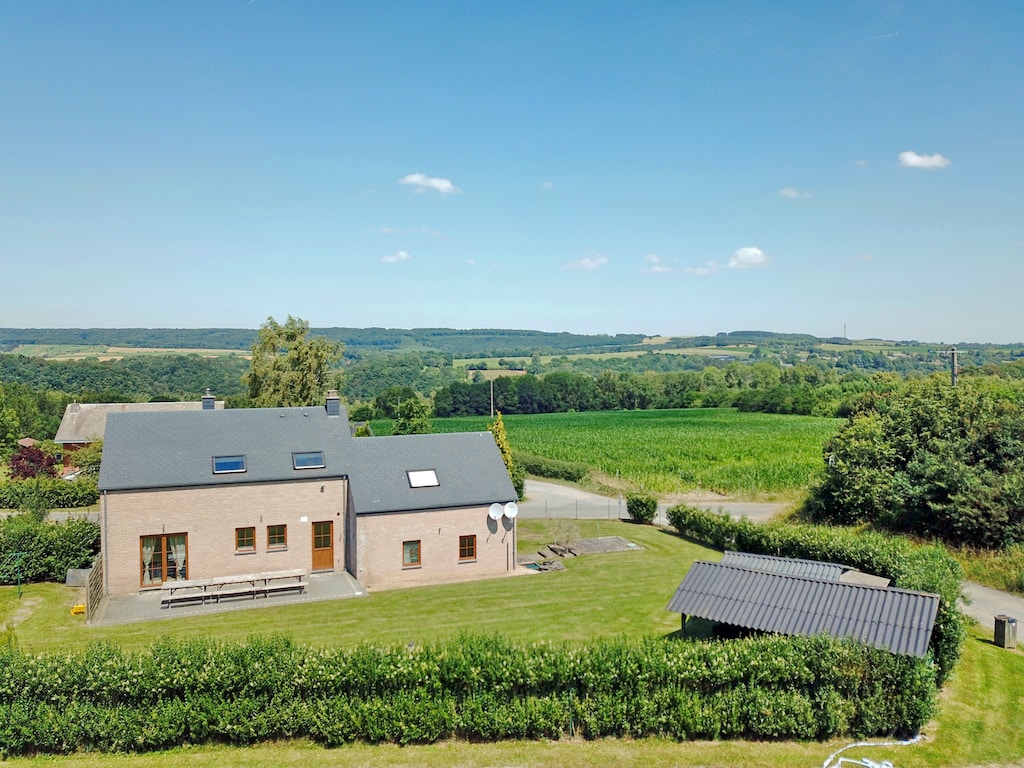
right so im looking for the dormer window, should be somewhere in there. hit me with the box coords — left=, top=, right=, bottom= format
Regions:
left=293, top=451, right=325, bottom=470
left=213, top=455, right=246, bottom=474
left=407, top=469, right=439, bottom=488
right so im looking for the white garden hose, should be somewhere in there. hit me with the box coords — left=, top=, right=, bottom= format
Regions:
left=821, top=734, right=923, bottom=768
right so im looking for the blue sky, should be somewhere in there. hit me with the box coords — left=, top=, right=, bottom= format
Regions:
left=3, top=2, right=1022, bottom=343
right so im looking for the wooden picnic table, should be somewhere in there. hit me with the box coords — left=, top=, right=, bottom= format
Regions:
left=160, top=568, right=307, bottom=608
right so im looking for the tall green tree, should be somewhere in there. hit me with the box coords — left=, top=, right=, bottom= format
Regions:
left=243, top=316, right=342, bottom=407
left=488, top=411, right=524, bottom=499
left=806, top=375, right=1024, bottom=548
left=392, top=397, right=433, bottom=435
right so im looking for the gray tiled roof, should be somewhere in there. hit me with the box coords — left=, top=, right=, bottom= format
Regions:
left=666, top=561, right=939, bottom=657
left=55, top=400, right=224, bottom=444
left=348, top=432, right=516, bottom=514
left=98, top=406, right=353, bottom=490
left=98, top=407, right=517, bottom=515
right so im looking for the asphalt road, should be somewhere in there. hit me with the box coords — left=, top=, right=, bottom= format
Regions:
left=518, top=479, right=789, bottom=525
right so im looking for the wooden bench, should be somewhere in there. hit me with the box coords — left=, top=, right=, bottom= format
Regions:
left=160, top=569, right=308, bottom=608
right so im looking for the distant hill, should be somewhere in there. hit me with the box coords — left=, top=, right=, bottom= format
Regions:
left=1, top=327, right=1019, bottom=360
left=0, top=327, right=649, bottom=358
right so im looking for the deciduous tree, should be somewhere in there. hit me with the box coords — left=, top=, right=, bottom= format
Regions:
left=243, top=316, right=342, bottom=407
left=392, top=397, right=433, bottom=435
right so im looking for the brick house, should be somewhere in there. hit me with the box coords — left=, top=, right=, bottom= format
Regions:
left=97, top=392, right=517, bottom=596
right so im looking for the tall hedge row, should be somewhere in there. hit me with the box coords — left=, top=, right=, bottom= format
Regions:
left=0, top=634, right=935, bottom=755
left=666, top=504, right=966, bottom=685
left=0, top=478, right=99, bottom=510
left=513, top=450, right=588, bottom=482
left=0, top=514, right=100, bottom=584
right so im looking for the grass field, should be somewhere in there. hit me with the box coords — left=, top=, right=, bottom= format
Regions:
left=10, top=344, right=248, bottom=360
left=4, top=519, right=710, bottom=655
left=402, top=409, right=842, bottom=499
left=2, top=518, right=1023, bottom=766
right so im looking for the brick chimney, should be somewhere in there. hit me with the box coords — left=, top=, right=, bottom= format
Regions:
left=325, top=389, right=341, bottom=417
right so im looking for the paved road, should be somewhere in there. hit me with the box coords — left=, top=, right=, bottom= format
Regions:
left=519, top=480, right=1023, bottom=635
left=518, top=479, right=789, bottom=526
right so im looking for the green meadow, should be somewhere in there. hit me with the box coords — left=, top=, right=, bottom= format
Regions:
left=406, top=409, right=843, bottom=498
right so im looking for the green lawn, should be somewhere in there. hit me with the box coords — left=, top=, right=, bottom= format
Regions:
left=6, top=519, right=712, bottom=654
left=3, top=519, right=1024, bottom=766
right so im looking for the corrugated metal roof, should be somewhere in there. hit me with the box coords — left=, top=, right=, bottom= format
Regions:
left=720, top=551, right=851, bottom=581
left=666, top=561, right=939, bottom=658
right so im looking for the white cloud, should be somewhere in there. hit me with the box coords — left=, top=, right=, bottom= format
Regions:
left=538, top=181, right=554, bottom=190
left=851, top=253, right=874, bottom=262
left=398, top=172, right=462, bottom=194
left=899, top=151, right=951, bottom=169
left=728, top=247, right=769, bottom=269
left=684, top=261, right=719, bottom=276
left=777, top=187, right=810, bottom=199
left=564, top=254, right=609, bottom=271
left=642, top=254, right=674, bottom=274
left=381, top=250, right=411, bottom=264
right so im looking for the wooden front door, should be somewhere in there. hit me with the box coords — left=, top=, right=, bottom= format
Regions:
left=312, top=521, right=334, bottom=571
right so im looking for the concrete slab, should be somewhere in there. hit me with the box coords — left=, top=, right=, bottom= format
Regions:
left=90, top=571, right=366, bottom=626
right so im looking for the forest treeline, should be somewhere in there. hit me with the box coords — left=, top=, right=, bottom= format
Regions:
left=0, top=327, right=648, bottom=357
left=4, top=325, right=1024, bottom=453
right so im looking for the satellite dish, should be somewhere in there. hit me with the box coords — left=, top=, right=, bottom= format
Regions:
left=488, top=503, right=503, bottom=520
left=503, top=501, right=518, bottom=519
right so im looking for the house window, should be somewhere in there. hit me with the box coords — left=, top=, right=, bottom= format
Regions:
left=403, top=540, right=421, bottom=568
left=267, top=524, right=287, bottom=549
left=293, top=451, right=325, bottom=469
left=140, top=533, right=188, bottom=586
left=236, top=527, right=256, bottom=552
left=407, top=469, right=439, bottom=488
left=459, top=534, right=477, bottom=562
left=213, top=455, right=246, bottom=474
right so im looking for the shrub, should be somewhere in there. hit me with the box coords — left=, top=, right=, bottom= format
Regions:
left=0, top=477, right=99, bottom=511
left=625, top=492, right=657, bottom=524
left=513, top=451, right=588, bottom=482
left=0, top=633, right=936, bottom=754
left=0, top=514, right=100, bottom=585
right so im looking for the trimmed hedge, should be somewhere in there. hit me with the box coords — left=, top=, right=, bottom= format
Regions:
left=0, top=633, right=935, bottom=755
left=0, top=477, right=99, bottom=510
left=666, top=504, right=966, bottom=685
left=513, top=451, right=588, bottom=483
left=626, top=492, right=658, bottom=524
left=0, top=514, right=100, bottom=584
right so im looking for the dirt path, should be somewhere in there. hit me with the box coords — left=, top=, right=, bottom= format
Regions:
left=6, top=596, right=41, bottom=628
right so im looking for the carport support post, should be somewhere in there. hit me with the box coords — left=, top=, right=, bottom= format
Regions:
left=680, top=613, right=687, bottom=635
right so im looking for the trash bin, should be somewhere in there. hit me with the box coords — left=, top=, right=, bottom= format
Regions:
left=994, top=615, right=1017, bottom=649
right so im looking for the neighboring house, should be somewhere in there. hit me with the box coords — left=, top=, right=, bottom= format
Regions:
left=97, top=391, right=517, bottom=597
left=55, top=392, right=226, bottom=454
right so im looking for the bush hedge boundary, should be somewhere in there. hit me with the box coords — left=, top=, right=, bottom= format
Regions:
left=0, top=633, right=935, bottom=755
